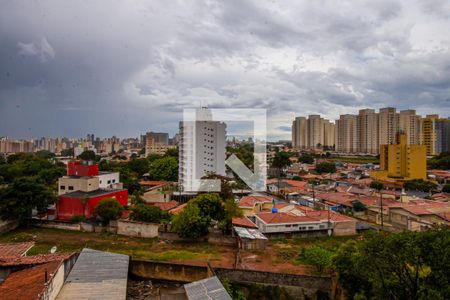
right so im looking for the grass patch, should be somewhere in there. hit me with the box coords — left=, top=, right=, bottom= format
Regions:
left=0, top=227, right=220, bottom=261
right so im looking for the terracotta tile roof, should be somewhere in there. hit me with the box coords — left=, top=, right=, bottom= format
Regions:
left=0, top=253, right=75, bottom=267
left=256, top=212, right=318, bottom=224
left=0, top=260, right=62, bottom=300
left=232, top=217, right=258, bottom=229
left=239, top=196, right=273, bottom=208
left=0, top=242, right=35, bottom=259
left=306, top=210, right=355, bottom=222
left=169, top=203, right=187, bottom=215
left=257, top=210, right=355, bottom=225
left=150, top=200, right=179, bottom=211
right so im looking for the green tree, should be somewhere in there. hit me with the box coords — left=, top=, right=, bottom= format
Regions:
left=94, top=198, right=124, bottom=224
left=130, top=204, right=169, bottom=223
left=0, top=177, right=56, bottom=222
left=404, top=179, right=437, bottom=193
left=333, top=228, right=450, bottom=300
left=315, top=162, right=336, bottom=174
left=127, top=158, right=149, bottom=177
left=191, top=193, right=225, bottom=221
left=299, top=153, right=314, bottom=164
left=61, top=148, right=74, bottom=157
left=443, top=184, right=450, bottom=193
left=370, top=181, right=384, bottom=191
left=35, top=150, right=55, bottom=159
left=171, top=203, right=209, bottom=238
left=219, top=198, right=243, bottom=233
left=164, top=147, right=179, bottom=158
left=119, top=168, right=142, bottom=194
left=271, top=151, right=291, bottom=169
left=428, top=152, right=450, bottom=170
left=148, top=156, right=178, bottom=181
left=78, top=150, right=96, bottom=161
left=300, top=246, right=333, bottom=273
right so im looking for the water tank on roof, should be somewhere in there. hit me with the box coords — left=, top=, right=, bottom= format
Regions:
left=271, top=207, right=278, bottom=213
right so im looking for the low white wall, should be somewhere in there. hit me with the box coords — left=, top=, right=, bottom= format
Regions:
left=117, top=219, right=159, bottom=238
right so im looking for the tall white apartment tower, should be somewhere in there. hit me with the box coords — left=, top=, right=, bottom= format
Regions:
left=178, top=108, right=227, bottom=192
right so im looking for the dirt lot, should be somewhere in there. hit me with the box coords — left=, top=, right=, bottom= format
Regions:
left=0, top=227, right=357, bottom=275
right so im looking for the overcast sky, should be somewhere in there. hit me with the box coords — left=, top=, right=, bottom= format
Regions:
left=1, top=0, right=450, bottom=140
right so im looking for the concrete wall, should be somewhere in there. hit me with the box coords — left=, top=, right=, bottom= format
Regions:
left=129, top=260, right=332, bottom=299
left=333, top=220, right=357, bottom=236
left=214, top=268, right=331, bottom=300
left=43, top=262, right=65, bottom=300
left=31, top=219, right=81, bottom=231
left=130, top=260, right=209, bottom=283
left=117, top=219, right=159, bottom=238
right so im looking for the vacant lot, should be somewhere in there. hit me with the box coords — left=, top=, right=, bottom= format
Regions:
left=0, top=227, right=359, bottom=274
left=0, top=227, right=224, bottom=262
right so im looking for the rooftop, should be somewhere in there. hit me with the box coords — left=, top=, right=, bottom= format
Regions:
left=0, top=253, right=74, bottom=267
left=0, top=260, right=62, bottom=300
left=239, top=196, right=273, bottom=208
left=0, top=242, right=34, bottom=259
left=184, top=276, right=231, bottom=300
left=61, top=188, right=126, bottom=198
left=56, top=248, right=129, bottom=300
left=232, top=216, right=258, bottom=228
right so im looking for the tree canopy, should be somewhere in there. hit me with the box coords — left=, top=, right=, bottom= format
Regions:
left=171, top=202, right=210, bottom=238
left=94, top=198, right=124, bottom=224
left=0, top=176, right=56, bottom=222
left=404, top=179, right=437, bottom=193
left=333, top=227, right=450, bottom=300
left=172, top=193, right=242, bottom=238
left=129, top=204, right=170, bottom=223
left=148, top=156, right=178, bottom=181
left=315, top=162, right=336, bottom=174
left=77, top=150, right=97, bottom=161
left=428, top=152, right=450, bottom=170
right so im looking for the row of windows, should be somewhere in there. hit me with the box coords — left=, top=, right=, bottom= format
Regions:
left=60, top=185, right=74, bottom=190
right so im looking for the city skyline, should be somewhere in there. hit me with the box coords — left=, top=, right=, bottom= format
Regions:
left=2, top=1, right=450, bottom=140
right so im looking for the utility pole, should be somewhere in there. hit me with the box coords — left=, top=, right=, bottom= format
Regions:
left=379, top=190, right=384, bottom=229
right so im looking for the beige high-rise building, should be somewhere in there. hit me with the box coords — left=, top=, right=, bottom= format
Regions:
left=357, top=109, right=379, bottom=154
left=399, top=109, right=421, bottom=145
left=292, top=117, right=308, bottom=148
left=336, top=114, right=358, bottom=153
left=323, top=120, right=336, bottom=149
left=308, top=115, right=324, bottom=148
left=291, top=115, right=335, bottom=149
left=378, top=107, right=399, bottom=145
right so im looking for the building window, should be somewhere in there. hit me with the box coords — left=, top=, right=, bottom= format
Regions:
left=107, top=180, right=111, bottom=184
left=60, top=185, right=65, bottom=190
left=68, top=186, right=74, bottom=190
left=112, top=179, right=116, bottom=183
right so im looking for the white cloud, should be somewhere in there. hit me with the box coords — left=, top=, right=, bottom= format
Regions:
left=17, top=37, right=55, bottom=62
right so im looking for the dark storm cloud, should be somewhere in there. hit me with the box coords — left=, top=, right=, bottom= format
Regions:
left=0, top=0, right=450, bottom=140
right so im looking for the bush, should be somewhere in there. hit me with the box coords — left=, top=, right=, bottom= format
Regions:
left=94, top=198, right=124, bottom=224
left=315, top=162, right=336, bottom=174
left=403, top=179, right=437, bottom=192
left=442, top=184, right=450, bottom=193
left=171, top=203, right=209, bottom=238
left=129, top=204, right=169, bottom=223
left=300, top=246, right=333, bottom=273
left=71, top=215, right=86, bottom=222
